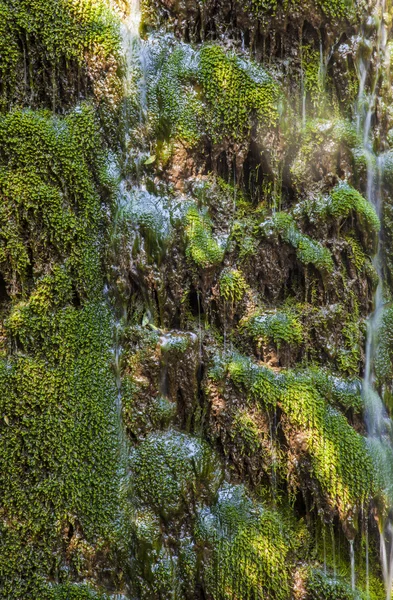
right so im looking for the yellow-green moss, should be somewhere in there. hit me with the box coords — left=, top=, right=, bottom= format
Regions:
left=196, top=483, right=293, bottom=600
left=218, top=354, right=376, bottom=519
left=0, top=0, right=120, bottom=110
left=199, top=45, right=280, bottom=141
left=241, top=309, right=303, bottom=348
left=270, top=212, right=334, bottom=272
left=0, top=105, right=121, bottom=598
left=219, top=268, right=248, bottom=303
left=185, top=206, right=224, bottom=269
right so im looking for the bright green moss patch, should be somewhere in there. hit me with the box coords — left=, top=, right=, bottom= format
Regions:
left=217, top=354, right=375, bottom=519
left=269, top=212, right=334, bottom=272
left=219, top=268, right=248, bottom=302
left=185, top=206, right=224, bottom=269
left=0, top=300, right=120, bottom=597
left=329, top=183, right=380, bottom=238
left=146, top=38, right=280, bottom=146
left=199, top=45, right=280, bottom=141
left=0, top=0, right=120, bottom=109
left=0, top=104, right=121, bottom=597
left=0, top=105, right=112, bottom=297
left=196, top=483, right=292, bottom=600
left=241, top=309, right=303, bottom=348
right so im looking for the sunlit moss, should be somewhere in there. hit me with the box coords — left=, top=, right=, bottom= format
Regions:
left=219, top=268, right=248, bottom=303
left=0, top=105, right=121, bottom=597
left=268, top=212, right=334, bottom=272
left=196, top=483, right=292, bottom=600
left=185, top=206, right=224, bottom=269
left=199, top=45, right=280, bottom=141
left=215, top=353, right=376, bottom=519
left=0, top=0, right=121, bottom=110
left=241, top=308, right=303, bottom=348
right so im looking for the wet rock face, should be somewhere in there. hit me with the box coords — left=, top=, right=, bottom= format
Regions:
left=1, top=0, right=393, bottom=598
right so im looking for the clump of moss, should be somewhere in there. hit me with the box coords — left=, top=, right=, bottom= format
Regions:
left=199, top=45, right=280, bottom=141
left=146, top=37, right=281, bottom=147
left=196, top=483, right=293, bottom=600
left=47, top=583, right=110, bottom=599
left=329, top=183, right=380, bottom=241
left=231, top=408, right=265, bottom=454
left=241, top=309, right=303, bottom=348
left=219, top=268, right=248, bottom=303
left=0, top=105, right=112, bottom=296
left=185, top=206, right=224, bottom=269
left=302, top=44, right=325, bottom=111
left=299, top=182, right=379, bottom=247
left=0, top=0, right=120, bottom=110
left=269, top=212, right=334, bottom=272
left=305, top=568, right=358, bottom=599
left=309, top=368, right=363, bottom=414
left=375, top=306, right=393, bottom=388
left=219, top=354, right=375, bottom=519
left=129, top=430, right=223, bottom=520
left=147, top=42, right=202, bottom=145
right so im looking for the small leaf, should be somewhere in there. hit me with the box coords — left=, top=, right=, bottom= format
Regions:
left=144, top=155, right=156, bottom=165
left=4, top=415, right=9, bottom=425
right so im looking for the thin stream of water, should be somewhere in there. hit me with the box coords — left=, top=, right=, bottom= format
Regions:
left=357, top=1, right=393, bottom=596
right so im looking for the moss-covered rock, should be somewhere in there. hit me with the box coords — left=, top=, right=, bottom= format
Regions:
left=196, top=483, right=293, bottom=600
left=129, top=430, right=223, bottom=520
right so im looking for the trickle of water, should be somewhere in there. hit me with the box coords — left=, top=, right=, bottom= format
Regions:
left=350, top=539, right=356, bottom=591
left=121, top=0, right=149, bottom=122
left=356, top=1, right=393, bottom=597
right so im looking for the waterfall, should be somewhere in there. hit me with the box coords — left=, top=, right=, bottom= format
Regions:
left=357, top=1, right=393, bottom=596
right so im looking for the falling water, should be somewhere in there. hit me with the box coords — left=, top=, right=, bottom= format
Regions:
left=350, top=539, right=356, bottom=590
left=357, top=1, right=393, bottom=596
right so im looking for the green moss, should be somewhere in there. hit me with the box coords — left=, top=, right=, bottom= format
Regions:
left=309, top=368, right=363, bottom=414
left=147, top=40, right=280, bottom=146
left=250, top=0, right=352, bottom=19
left=0, top=105, right=121, bottom=597
left=199, top=45, right=280, bottom=142
left=241, top=308, right=303, bottom=348
left=231, top=408, right=264, bottom=454
left=305, top=568, right=358, bottom=599
left=196, top=483, right=292, bottom=600
left=375, top=307, right=393, bottom=388
left=219, top=354, right=375, bottom=519
left=0, top=0, right=120, bottom=110
left=129, top=430, right=223, bottom=520
left=47, top=583, right=111, bottom=599
left=302, top=44, right=325, bottom=110
left=148, top=43, right=202, bottom=145
left=219, top=268, right=248, bottom=303
left=185, top=205, right=224, bottom=269
left=345, top=234, right=367, bottom=271
left=270, top=212, right=334, bottom=272
left=329, top=183, right=380, bottom=241
left=0, top=105, right=112, bottom=297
